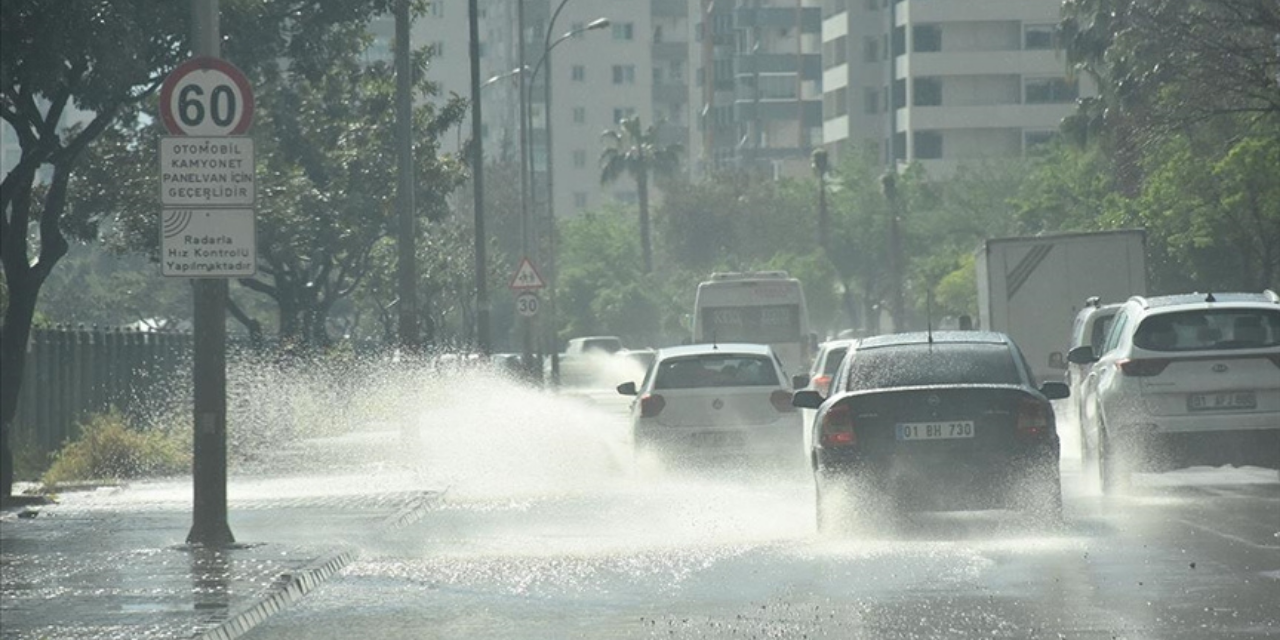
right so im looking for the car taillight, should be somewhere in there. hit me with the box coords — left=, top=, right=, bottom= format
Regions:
left=1016, top=399, right=1051, bottom=438
left=640, top=394, right=665, bottom=418
left=819, top=403, right=856, bottom=447
left=770, top=390, right=795, bottom=412
left=813, top=374, right=832, bottom=395
left=1117, top=358, right=1170, bottom=377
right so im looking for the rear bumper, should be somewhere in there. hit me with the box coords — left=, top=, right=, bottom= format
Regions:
left=1109, top=408, right=1280, bottom=435
left=1111, top=428, right=1280, bottom=468
left=635, top=415, right=804, bottom=462
left=816, top=445, right=1059, bottom=511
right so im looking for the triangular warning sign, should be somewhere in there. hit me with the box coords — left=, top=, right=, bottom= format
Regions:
left=508, top=257, right=545, bottom=290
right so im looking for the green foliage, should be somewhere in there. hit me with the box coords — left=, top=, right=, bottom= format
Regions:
left=42, top=409, right=189, bottom=486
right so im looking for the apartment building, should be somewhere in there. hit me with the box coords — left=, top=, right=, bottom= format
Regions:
left=822, top=0, right=1086, bottom=176
left=690, top=0, right=823, bottom=179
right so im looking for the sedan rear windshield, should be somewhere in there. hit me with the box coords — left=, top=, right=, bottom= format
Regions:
left=653, top=354, right=780, bottom=389
left=1134, top=309, right=1280, bottom=351
left=845, top=344, right=1021, bottom=391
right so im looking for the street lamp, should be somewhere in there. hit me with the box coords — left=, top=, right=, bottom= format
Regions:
left=528, top=12, right=609, bottom=387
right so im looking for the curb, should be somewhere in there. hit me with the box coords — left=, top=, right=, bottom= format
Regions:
left=193, top=490, right=444, bottom=640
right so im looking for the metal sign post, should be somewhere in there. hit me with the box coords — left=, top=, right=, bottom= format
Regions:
left=168, top=0, right=256, bottom=548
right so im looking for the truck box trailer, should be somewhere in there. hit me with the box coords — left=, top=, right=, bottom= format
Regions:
left=975, top=229, right=1147, bottom=384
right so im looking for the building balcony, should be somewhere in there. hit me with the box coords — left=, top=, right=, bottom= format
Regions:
left=652, top=0, right=687, bottom=18
left=897, top=49, right=1065, bottom=79
left=737, top=53, right=822, bottom=80
left=734, top=99, right=822, bottom=123
left=896, top=103, right=1076, bottom=132
left=897, top=0, right=1059, bottom=25
left=735, top=6, right=821, bottom=32
left=653, top=82, right=688, bottom=105
left=652, top=41, right=688, bottom=60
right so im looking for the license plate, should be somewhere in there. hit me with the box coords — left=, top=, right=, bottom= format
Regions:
left=690, top=431, right=742, bottom=447
left=896, top=421, right=975, bottom=441
left=1187, top=392, right=1256, bottom=411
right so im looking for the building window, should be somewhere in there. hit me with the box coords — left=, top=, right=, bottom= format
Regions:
left=864, top=88, right=879, bottom=114
left=612, top=64, right=636, bottom=85
left=571, top=65, right=585, bottom=82
left=1024, top=25, right=1055, bottom=50
left=863, top=37, right=878, bottom=63
left=892, top=25, right=906, bottom=57
left=613, top=107, right=636, bottom=123
left=573, top=149, right=586, bottom=167
left=612, top=22, right=634, bottom=40
left=892, top=78, right=906, bottom=109
left=574, top=192, right=588, bottom=208
left=912, top=77, right=941, bottom=106
left=823, top=36, right=847, bottom=69
left=758, top=75, right=798, bottom=99
left=572, top=107, right=586, bottom=124
left=1025, top=77, right=1078, bottom=104
left=914, top=131, right=942, bottom=159
left=430, top=0, right=443, bottom=17
left=912, top=25, right=941, bottom=53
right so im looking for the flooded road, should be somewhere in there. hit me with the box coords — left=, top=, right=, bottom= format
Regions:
left=244, top=378, right=1280, bottom=639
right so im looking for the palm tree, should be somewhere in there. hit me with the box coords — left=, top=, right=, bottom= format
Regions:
left=599, top=116, right=681, bottom=273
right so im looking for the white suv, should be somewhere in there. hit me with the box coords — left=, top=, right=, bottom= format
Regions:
left=1068, top=290, right=1280, bottom=491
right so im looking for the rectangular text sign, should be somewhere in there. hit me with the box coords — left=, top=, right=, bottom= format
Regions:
left=160, top=136, right=255, bottom=207
left=161, top=208, right=257, bottom=278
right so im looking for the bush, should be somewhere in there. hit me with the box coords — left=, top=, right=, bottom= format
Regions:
left=42, top=409, right=190, bottom=486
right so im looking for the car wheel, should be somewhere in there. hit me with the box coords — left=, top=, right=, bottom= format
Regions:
left=1098, top=427, right=1128, bottom=495
left=814, top=469, right=840, bottom=535
left=1012, top=463, right=1063, bottom=526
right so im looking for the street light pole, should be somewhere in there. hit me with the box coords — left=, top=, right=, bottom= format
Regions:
left=528, top=11, right=610, bottom=386
left=468, top=0, right=490, bottom=353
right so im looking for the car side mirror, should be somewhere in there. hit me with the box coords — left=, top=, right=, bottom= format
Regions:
left=792, top=374, right=810, bottom=389
left=1066, top=345, right=1097, bottom=364
left=1040, top=381, right=1070, bottom=400
left=616, top=381, right=637, bottom=396
left=791, top=389, right=824, bottom=409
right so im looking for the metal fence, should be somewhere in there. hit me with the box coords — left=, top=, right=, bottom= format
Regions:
left=12, top=326, right=193, bottom=456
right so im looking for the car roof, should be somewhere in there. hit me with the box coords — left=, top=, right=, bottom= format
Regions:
left=857, top=331, right=1010, bottom=349
left=818, top=339, right=858, bottom=351
left=1076, top=302, right=1122, bottom=319
left=1132, top=291, right=1280, bottom=310
left=657, top=343, right=775, bottom=359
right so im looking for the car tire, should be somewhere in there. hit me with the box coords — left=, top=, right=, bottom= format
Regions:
left=814, top=469, right=840, bottom=535
left=1098, top=427, right=1128, bottom=495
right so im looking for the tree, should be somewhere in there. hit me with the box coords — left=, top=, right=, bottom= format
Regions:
left=0, top=0, right=400, bottom=499
left=599, top=116, right=681, bottom=274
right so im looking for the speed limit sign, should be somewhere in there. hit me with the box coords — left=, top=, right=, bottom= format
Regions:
left=159, top=56, right=255, bottom=136
left=516, top=291, right=540, bottom=317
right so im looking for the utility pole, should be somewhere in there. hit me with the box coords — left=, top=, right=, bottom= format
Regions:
left=187, top=0, right=234, bottom=548
left=395, top=0, right=418, bottom=353
left=469, top=0, right=490, bottom=352
left=881, top=171, right=905, bottom=333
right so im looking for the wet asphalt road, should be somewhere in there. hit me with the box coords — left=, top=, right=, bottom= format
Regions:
left=243, top=453, right=1280, bottom=640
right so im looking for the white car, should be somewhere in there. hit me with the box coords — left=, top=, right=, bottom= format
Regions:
left=1065, top=298, right=1122, bottom=455
left=803, top=339, right=858, bottom=397
left=1068, top=290, right=1280, bottom=491
left=616, top=343, right=803, bottom=466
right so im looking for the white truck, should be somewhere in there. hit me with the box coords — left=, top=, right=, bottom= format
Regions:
left=975, top=229, right=1147, bottom=384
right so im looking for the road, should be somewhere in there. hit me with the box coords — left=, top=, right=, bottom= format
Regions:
left=245, top=387, right=1280, bottom=640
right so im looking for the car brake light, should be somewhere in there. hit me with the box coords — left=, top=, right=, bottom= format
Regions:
left=1016, top=399, right=1051, bottom=438
left=813, top=374, right=832, bottom=395
left=1117, top=358, right=1170, bottom=377
left=640, top=394, right=665, bottom=418
left=819, top=403, right=856, bottom=447
left=770, top=390, right=795, bottom=412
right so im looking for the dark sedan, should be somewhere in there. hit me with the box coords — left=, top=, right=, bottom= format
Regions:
left=792, top=331, right=1069, bottom=533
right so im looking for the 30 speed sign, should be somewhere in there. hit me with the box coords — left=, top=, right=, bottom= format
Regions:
left=159, top=56, right=255, bottom=136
